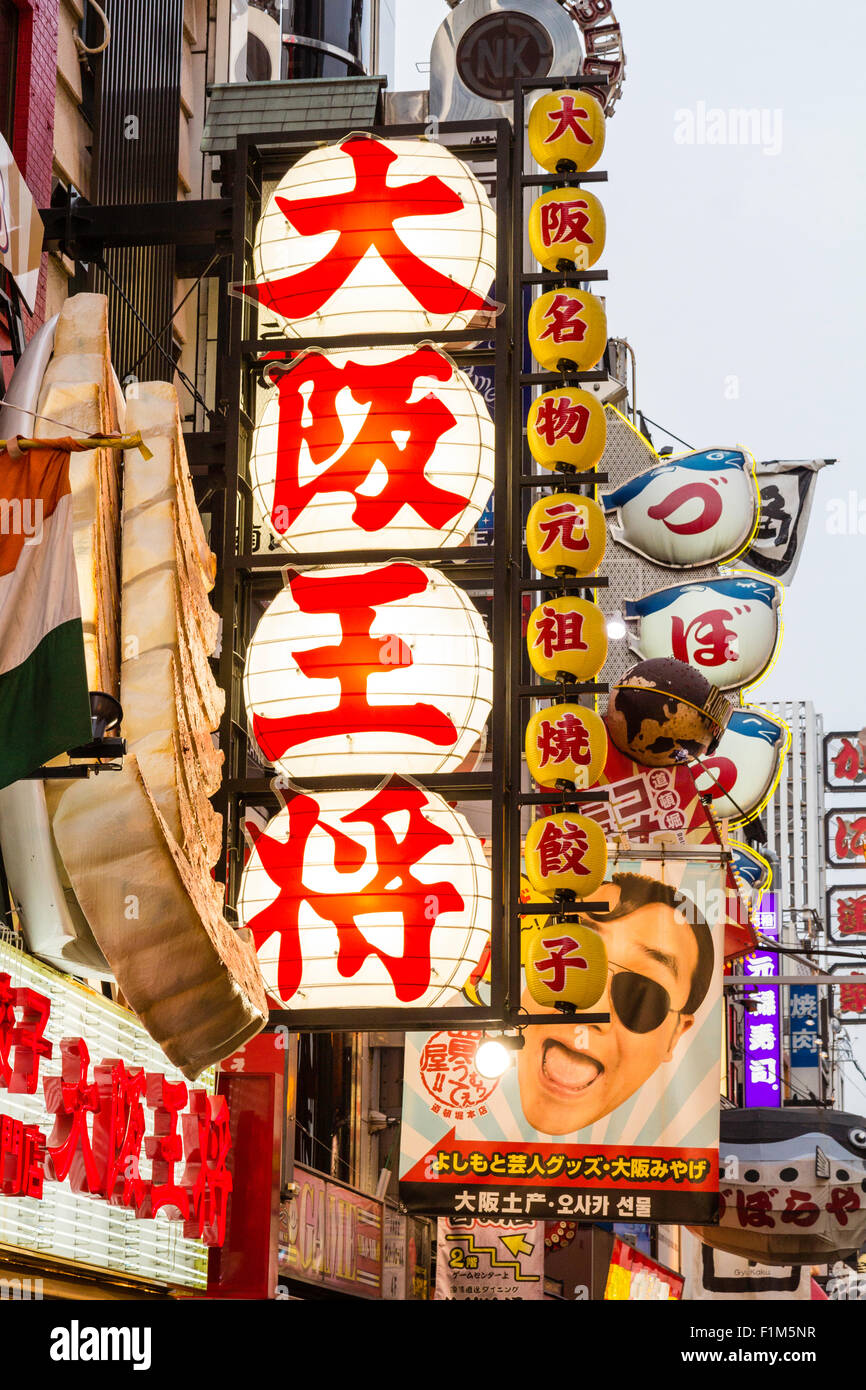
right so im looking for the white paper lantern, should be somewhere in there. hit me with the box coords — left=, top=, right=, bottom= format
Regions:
left=237, top=782, right=491, bottom=1009
left=249, top=345, right=494, bottom=553
left=238, top=134, right=497, bottom=339
left=243, top=561, right=493, bottom=777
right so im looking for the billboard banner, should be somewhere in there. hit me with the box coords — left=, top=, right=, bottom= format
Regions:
left=434, top=1218, right=544, bottom=1300
left=824, top=731, right=866, bottom=790
left=399, top=858, right=725, bottom=1224
left=738, top=458, right=833, bottom=585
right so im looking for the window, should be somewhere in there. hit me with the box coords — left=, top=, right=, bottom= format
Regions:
left=0, top=0, right=18, bottom=148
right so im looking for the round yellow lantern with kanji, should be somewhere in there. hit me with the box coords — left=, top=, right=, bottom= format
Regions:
left=528, top=188, right=606, bottom=273
left=528, top=89, right=606, bottom=174
left=525, top=703, right=608, bottom=790
left=528, top=288, right=607, bottom=373
left=526, top=494, right=606, bottom=577
left=526, top=387, right=607, bottom=473
left=525, top=919, right=608, bottom=1009
left=524, top=812, right=607, bottom=898
left=526, top=596, right=607, bottom=682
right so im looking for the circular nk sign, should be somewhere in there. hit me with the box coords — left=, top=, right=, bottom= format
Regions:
left=456, top=12, right=554, bottom=101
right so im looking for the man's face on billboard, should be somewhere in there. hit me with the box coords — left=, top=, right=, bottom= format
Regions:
left=516, top=882, right=699, bottom=1135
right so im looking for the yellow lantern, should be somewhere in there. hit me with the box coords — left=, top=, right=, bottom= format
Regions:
left=525, top=920, right=608, bottom=1010
left=524, top=812, right=607, bottom=898
left=526, top=387, right=606, bottom=473
left=525, top=703, right=608, bottom=790
left=526, top=494, right=606, bottom=577
left=526, top=596, right=607, bottom=682
left=528, top=289, right=607, bottom=373
left=528, top=188, right=606, bottom=273
left=528, top=89, right=606, bottom=174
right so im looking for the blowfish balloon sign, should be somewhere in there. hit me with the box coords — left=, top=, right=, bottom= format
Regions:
left=236, top=133, right=498, bottom=1012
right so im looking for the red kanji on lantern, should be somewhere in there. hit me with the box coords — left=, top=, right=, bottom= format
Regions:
left=533, top=936, right=589, bottom=993
left=238, top=137, right=488, bottom=321
left=539, top=199, right=592, bottom=248
left=779, top=1189, right=820, bottom=1228
left=533, top=604, right=589, bottom=662
left=251, top=563, right=458, bottom=764
left=536, top=712, right=592, bottom=768
left=536, top=819, right=592, bottom=877
left=836, top=895, right=866, bottom=936
left=269, top=349, right=468, bottom=536
left=537, top=293, right=589, bottom=344
left=43, top=1038, right=102, bottom=1195
left=181, top=1091, right=233, bottom=1247
left=670, top=609, right=738, bottom=667
left=533, top=394, right=591, bottom=447
left=544, top=95, right=595, bottom=146
left=92, top=1058, right=149, bottom=1211
left=646, top=482, right=724, bottom=535
left=145, top=1074, right=190, bottom=1221
left=246, top=784, right=465, bottom=1003
left=0, top=975, right=52, bottom=1094
left=537, top=501, right=591, bottom=554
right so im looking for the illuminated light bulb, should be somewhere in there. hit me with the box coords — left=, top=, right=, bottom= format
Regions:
left=474, top=1037, right=513, bottom=1079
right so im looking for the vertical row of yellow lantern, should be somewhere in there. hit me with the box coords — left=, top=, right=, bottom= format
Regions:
left=521, top=90, right=613, bottom=1010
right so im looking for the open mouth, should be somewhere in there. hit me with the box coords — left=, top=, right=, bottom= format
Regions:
left=541, top=1039, right=603, bottom=1094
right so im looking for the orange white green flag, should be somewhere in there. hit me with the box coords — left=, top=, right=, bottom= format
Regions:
left=0, top=437, right=93, bottom=788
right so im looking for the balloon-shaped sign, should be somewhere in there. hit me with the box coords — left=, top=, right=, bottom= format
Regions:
left=236, top=134, right=497, bottom=339
left=691, top=706, right=789, bottom=822
left=604, top=657, right=732, bottom=767
left=602, top=449, right=758, bottom=568
left=238, top=781, right=491, bottom=1009
left=525, top=920, right=608, bottom=1009
left=528, top=288, right=607, bottom=373
left=244, top=561, right=493, bottom=778
left=528, top=89, right=606, bottom=173
left=625, top=576, right=783, bottom=692
left=526, top=387, right=607, bottom=473
left=528, top=187, right=606, bottom=272
left=526, top=494, right=606, bottom=577
left=525, top=703, right=608, bottom=789
left=524, top=812, right=607, bottom=898
left=250, top=346, right=494, bottom=553
left=526, top=597, right=608, bottom=683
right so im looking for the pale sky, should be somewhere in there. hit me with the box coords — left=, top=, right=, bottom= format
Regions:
left=394, top=0, right=866, bottom=729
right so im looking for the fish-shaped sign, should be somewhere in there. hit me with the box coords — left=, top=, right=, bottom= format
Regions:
left=624, top=575, right=782, bottom=692
left=602, top=449, right=758, bottom=567
left=691, top=707, right=789, bottom=823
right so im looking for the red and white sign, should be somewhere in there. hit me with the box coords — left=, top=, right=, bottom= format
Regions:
left=827, top=886, right=866, bottom=943
left=237, top=134, right=497, bottom=339
left=0, top=940, right=225, bottom=1287
left=250, top=346, right=494, bottom=554
left=237, top=780, right=491, bottom=1010
left=243, top=561, right=493, bottom=779
left=825, top=812, right=866, bottom=868
left=824, top=732, right=866, bottom=789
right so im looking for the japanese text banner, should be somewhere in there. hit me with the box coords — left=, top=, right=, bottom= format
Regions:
left=399, top=857, right=725, bottom=1224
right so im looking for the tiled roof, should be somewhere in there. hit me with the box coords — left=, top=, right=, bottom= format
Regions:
left=201, top=77, right=386, bottom=153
